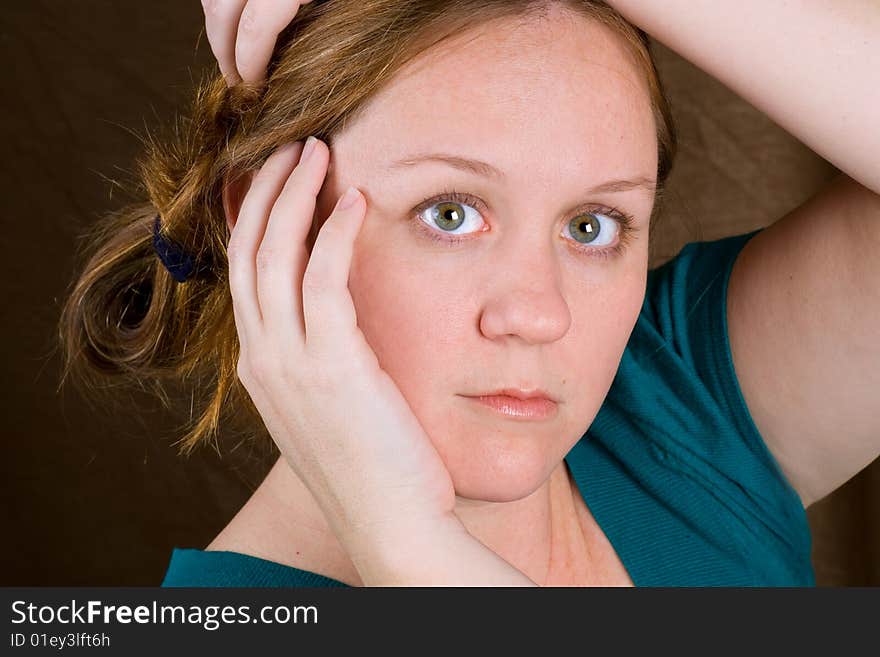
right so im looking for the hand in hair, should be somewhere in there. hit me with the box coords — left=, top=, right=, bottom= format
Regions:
left=228, top=137, right=458, bottom=571
left=201, top=0, right=315, bottom=86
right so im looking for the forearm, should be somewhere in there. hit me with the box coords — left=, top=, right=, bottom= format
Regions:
left=608, top=0, right=880, bottom=194
left=341, top=513, right=538, bottom=587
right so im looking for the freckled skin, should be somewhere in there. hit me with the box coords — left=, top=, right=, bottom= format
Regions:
left=313, top=6, right=657, bottom=511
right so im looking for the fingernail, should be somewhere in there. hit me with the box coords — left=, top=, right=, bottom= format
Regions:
left=301, top=136, right=318, bottom=162
left=337, top=185, right=361, bottom=210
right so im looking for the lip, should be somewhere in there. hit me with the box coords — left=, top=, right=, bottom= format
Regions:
left=462, top=389, right=558, bottom=421
left=480, top=387, right=556, bottom=402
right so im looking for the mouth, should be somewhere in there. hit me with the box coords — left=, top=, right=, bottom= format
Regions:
left=460, top=388, right=559, bottom=421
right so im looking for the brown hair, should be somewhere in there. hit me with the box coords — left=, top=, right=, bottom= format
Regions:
left=57, top=0, right=677, bottom=456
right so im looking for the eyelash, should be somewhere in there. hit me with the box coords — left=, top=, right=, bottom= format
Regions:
left=410, top=187, right=636, bottom=260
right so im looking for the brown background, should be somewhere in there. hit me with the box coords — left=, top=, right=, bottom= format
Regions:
left=2, top=1, right=877, bottom=586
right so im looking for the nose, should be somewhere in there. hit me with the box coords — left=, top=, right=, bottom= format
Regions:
left=478, top=240, right=571, bottom=346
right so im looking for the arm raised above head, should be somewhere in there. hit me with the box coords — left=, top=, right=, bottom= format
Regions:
left=607, top=0, right=880, bottom=194
left=606, top=1, right=880, bottom=510
left=726, top=172, right=880, bottom=509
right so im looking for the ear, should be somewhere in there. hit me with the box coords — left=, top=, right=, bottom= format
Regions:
left=222, top=169, right=255, bottom=234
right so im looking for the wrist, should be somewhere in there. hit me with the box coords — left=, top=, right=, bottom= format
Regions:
left=341, top=512, right=537, bottom=586
left=341, top=508, right=465, bottom=556
left=341, top=511, right=469, bottom=585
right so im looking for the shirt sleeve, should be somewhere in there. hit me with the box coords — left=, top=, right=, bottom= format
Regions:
left=160, top=547, right=348, bottom=587
left=638, top=227, right=812, bottom=561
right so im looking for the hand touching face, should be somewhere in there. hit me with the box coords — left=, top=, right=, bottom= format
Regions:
left=226, top=136, right=457, bottom=545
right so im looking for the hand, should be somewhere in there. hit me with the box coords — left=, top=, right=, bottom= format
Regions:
left=201, top=0, right=315, bottom=86
left=227, top=137, right=457, bottom=556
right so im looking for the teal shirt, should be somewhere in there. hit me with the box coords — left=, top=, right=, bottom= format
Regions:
left=162, top=228, right=815, bottom=587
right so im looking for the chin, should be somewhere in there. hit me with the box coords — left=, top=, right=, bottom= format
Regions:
left=444, top=444, right=560, bottom=503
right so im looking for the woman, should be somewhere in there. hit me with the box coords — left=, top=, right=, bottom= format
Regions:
left=59, top=0, right=880, bottom=586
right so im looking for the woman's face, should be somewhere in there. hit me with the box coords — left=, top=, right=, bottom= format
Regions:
left=314, top=6, right=658, bottom=502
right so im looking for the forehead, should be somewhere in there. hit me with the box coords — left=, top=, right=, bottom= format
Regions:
left=332, top=6, right=657, bottom=185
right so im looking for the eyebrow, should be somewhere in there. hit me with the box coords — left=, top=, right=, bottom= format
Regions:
left=386, top=152, right=657, bottom=195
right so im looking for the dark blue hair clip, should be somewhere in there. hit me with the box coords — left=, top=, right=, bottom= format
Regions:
left=152, top=214, right=211, bottom=283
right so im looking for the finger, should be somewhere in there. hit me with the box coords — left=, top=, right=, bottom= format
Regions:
left=301, top=183, right=366, bottom=355
left=236, top=0, right=310, bottom=86
left=202, top=0, right=248, bottom=86
left=256, top=137, right=328, bottom=341
left=228, top=141, right=304, bottom=348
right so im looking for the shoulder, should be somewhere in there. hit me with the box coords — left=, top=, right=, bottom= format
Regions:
left=603, top=230, right=813, bottom=553
left=206, top=458, right=362, bottom=586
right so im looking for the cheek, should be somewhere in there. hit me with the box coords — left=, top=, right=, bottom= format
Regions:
left=577, top=284, right=642, bottom=347
left=572, top=264, right=647, bottom=368
left=554, top=262, right=648, bottom=422
left=348, top=243, right=464, bottom=400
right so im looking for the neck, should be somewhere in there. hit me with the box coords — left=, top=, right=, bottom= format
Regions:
left=263, top=456, right=586, bottom=586
left=452, top=460, right=585, bottom=585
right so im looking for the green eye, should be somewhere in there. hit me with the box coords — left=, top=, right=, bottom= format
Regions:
left=411, top=188, right=635, bottom=260
left=569, top=213, right=602, bottom=245
left=432, top=201, right=467, bottom=232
